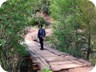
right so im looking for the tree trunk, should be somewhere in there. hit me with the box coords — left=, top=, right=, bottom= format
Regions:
left=86, top=34, right=91, bottom=60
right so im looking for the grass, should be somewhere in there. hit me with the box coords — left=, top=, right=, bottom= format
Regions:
left=43, top=69, right=52, bottom=72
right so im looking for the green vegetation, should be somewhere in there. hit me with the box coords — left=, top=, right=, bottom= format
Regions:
left=50, top=0, right=96, bottom=62
left=0, top=0, right=50, bottom=71
left=0, top=0, right=96, bottom=72
left=43, top=69, right=52, bottom=72
left=0, top=0, right=34, bottom=71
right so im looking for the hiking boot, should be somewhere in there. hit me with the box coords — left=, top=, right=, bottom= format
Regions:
left=40, top=48, right=44, bottom=50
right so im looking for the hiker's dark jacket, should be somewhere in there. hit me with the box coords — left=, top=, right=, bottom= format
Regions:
left=38, top=28, right=46, bottom=38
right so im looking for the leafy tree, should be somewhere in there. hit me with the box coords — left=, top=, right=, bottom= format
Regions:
left=0, top=0, right=37, bottom=71
left=0, top=0, right=51, bottom=71
left=76, top=0, right=96, bottom=59
left=50, top=0, right=96, bottom=60
left=50, top=0, right=81, bottom=56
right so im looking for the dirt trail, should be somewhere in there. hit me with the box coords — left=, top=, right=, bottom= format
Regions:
left=25, top=27, right=52, bottom=43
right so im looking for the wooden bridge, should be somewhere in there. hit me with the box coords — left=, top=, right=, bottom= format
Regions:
left=27, top=41, right=93, bottom=72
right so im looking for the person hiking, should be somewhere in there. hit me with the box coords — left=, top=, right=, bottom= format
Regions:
left=38, top=25, right=46, bottom=50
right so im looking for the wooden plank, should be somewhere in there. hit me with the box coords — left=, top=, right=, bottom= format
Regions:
left=29, top=50, right=51, bottom=70
left=36, top=50, right=51, bottom=54
left=41, top=54, right=57, bottom=57
left=32, top=41, right=68, bottom=56
left=27, top=41, right=93, bottom=72
left=49, top=59, right=92, bottom=71
left=77, top=58, right=92, bottom=65
left=33, top=50, right=58, bottom=58
left=44, top=56, right=65, bottom=62
left=49, top=58, right=92, bottom=71
left=68, top=66, right=93, bottom=72
left=50, top=63, right=91, bottom=71
left=45, top=46, right=69, bottom=56
left=36, top=57, right=51, bottom=70
left=49, top=60, right=82, bottom=66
